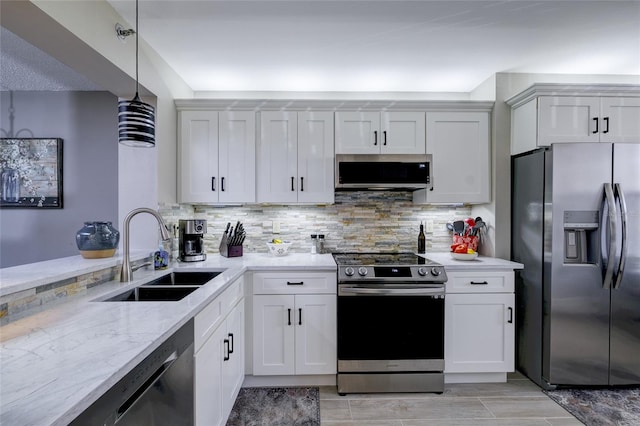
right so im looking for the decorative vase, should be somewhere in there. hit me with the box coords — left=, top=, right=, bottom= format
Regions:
left=1, top=168, right=19, bottom=202
left=76, top=221, right=120, bottom=259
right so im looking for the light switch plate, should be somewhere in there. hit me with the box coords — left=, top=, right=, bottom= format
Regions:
left=272, top=221, right=281, bottom=234
left=426, top=220, right=434, bottom=233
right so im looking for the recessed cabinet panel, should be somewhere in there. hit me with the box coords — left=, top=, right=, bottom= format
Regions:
left=416, top=112, right=490, bottom=204
left=253, top=294, right=296, bottom=375
left=381, top=112, right=426, bottom=155
left=600, top=97, right=640, bottom=143
left=445, top=293, right=515, bottom=374
left=258, top=111, right=334, bottom=203
left=297, top=112, right=335, bottom=203
left=179, top=111, right=219, bottom=203
left=335, top=112, right=380, bottom=154
left=538, top=97, right=600, bottom=144
left=218, top=112, right=256, bottom=203
left=179, top=110, right=255, bottom=204
left=294, top=295, right=337, bottom=375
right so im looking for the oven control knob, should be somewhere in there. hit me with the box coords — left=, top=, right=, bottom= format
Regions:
left=358, top=267, right=368, bottom=276
left=430, top=267, right=442, bottom=277
left=417, top=267, right=428, bottom=276
left=344, top=267, right=355, bottom=276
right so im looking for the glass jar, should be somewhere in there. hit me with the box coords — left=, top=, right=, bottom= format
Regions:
left=76, top=221, right=120, bottom=259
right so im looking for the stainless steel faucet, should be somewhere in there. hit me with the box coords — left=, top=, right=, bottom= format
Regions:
left=120, top=208, right=171, bottom=282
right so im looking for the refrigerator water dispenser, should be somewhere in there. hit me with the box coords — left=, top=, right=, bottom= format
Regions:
left=563, top=210, right=599, bottom=264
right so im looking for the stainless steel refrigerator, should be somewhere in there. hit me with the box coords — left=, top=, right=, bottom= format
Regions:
left=512, top=143, right=640, bottom=389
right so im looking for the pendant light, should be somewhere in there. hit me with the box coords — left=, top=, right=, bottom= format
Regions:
left=117, top=0, right=155, bottom=147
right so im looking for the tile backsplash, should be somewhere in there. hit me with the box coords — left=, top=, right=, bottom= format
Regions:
left=159, top=192, right=472, bottom=256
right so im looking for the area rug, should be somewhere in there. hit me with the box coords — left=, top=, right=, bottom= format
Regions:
left=544, top=387, right=640, bottom=426
left=227, top=387, right=320, bottom=426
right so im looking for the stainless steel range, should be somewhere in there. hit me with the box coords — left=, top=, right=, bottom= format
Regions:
left=333, top=252, right=447, bottom=395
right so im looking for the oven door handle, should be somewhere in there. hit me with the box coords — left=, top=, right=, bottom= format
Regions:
left=339, top=286, right=445, bottom=296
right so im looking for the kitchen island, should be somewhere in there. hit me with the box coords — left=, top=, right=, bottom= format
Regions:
left=0, top=252, right=522, bottom=425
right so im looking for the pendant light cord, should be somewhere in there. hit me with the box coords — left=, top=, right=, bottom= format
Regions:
left=135, top=0, right=139, bottom=97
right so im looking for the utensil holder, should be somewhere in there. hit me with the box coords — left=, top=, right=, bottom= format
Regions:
left=221, top=244, right=243, bottom=258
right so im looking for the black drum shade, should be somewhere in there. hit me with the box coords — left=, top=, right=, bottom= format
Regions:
left=118, top=94, right=155, bottom=147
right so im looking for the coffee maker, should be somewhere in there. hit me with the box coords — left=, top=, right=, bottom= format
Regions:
left=179, top=219, right=207, bottom=262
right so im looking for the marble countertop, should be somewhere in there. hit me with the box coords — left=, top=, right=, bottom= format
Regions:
left=0, top=251, right=521, bottom=425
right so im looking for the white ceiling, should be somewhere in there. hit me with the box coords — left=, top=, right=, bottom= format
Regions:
left=105, top=0, right=640, bottom=93
left=1, top=1, right=639, bottom=93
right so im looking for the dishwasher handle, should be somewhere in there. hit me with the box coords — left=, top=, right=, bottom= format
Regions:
left=115, top=350, right=179, bottom=422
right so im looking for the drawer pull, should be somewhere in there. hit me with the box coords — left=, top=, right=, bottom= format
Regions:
left=288, top=308, right=292, bottom=326
left=287, top=281, right=304, bottom=286
left=470, top=281, right=489, bottom=285
left=508, top=307, right=513, bottom=324
left=228, top=333, right=234, bottom=354
left=298, top=308, right=302, bottom=325
left=223, top=339, right=230, bottom=361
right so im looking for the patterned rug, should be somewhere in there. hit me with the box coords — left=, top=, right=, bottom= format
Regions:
left=227, top=387, right=320, bottom=426
left=544, top=387, right=640, bottom=426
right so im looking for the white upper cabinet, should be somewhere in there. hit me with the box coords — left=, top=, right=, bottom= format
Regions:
left=508, top=84, right=640, bottom=155
left=600, top=97, right=640, bottom=143
left=335, top=112, right=425, bottom=155
left=257, top=111, right=334, bottom=204
left=179, top=110, right=255, bottom=204
left=414, top=112, right=490, bottom=204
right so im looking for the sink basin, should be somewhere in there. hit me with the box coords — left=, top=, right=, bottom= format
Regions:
left=104, top=285, right=200, bottom=302
left=144, top=271, right=222, bottom=286
left=101, top=271, right=223, bottom=302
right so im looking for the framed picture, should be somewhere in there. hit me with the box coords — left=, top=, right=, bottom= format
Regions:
left=0, top=138, right=63, bottom=208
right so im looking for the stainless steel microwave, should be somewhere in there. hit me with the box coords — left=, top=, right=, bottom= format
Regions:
left=335, top=154, right=432, bottom=190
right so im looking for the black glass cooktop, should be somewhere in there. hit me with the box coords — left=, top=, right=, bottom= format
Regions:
left=332, top=252, right=437, bottom=266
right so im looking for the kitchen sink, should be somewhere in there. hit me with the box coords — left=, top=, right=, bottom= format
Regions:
left=144, top=271, right=222, bottom=286
left=102, top=271, right=223, bottom=302
left=103, top=285, right=200, bottom=302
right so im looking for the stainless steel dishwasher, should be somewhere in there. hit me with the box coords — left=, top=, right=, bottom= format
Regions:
left=70, top=320, right=194, bottom=425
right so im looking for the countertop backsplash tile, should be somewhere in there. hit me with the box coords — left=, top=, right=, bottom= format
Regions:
left=159, top=192, right=472, bottom=256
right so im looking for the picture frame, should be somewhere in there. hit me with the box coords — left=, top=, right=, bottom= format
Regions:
left=0, top=138, right=63, bottom=208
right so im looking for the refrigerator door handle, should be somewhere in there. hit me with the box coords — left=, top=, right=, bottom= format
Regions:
left=602, top=183, right=618, bottom=289
left=613, top=183, right=628, bottom=289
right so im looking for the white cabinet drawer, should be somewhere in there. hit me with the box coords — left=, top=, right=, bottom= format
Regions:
left=446, top=271, right=514, bottom=293
left=195, top=277, right=244, bottom=352
left=252, top=272, right=336, bottom=295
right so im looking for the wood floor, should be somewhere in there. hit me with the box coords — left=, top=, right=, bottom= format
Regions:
left=319, top=372, right=581, bottom=425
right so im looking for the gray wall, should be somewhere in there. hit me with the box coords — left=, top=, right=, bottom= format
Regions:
left=0, top=91, right=118, bottom=268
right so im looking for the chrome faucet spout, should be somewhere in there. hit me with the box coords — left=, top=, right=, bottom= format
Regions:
left=120, top=208, right=171, bottom=282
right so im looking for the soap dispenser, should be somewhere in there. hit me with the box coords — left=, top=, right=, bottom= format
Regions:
left=154, top=243, right=169, bottom=270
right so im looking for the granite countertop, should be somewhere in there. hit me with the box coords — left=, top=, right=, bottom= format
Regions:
left=0, top=251, right=521, bottom=425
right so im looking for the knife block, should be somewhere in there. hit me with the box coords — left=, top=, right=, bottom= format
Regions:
left=221, top=244, right=243, bottom=258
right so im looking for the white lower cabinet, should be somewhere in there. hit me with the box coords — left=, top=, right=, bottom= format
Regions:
left=444, top=271, right=515, bottom=381
left=252, top=272, right=337, bottom=376
left=194, top=278, right=245, bottom=426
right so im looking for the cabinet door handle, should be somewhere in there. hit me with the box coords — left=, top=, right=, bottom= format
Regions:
left=211, top=177, right=216, bottom=191
left=383, top=130, right=387, bottom=146
left=287, top=281, right=304, bottom=286
left=221, top=177, right=225, bottom=192
left=298, top=308, right=302, bottom=325
left=288, top=308, right=292, bottom=326
left=291, top=176, right=295, bottom=191
left=592, top=117, right=599, bottom=134
left=374, top=130, right=378, bottom=146
left=300, top=176, right=304, bottom=192
left=223, top=339, right=230, bottom=361
left=603, top=117, right=609, bottom=134
left=228, top=333, right=234, bottom=354
left=507, top=307, right=513, bottom=324
left=470, top=281, right=488, bottom=285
